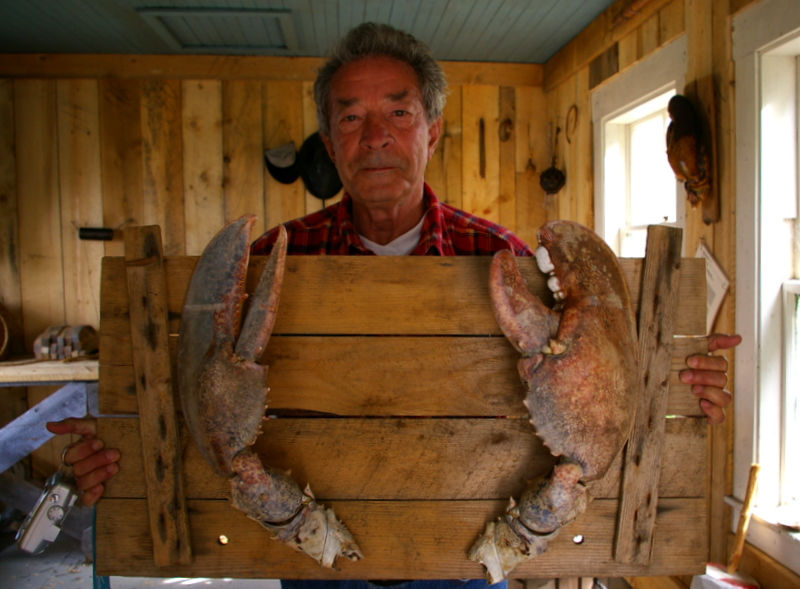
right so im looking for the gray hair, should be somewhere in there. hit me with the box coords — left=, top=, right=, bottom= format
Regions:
left=314, top=22, right=448, bottom=136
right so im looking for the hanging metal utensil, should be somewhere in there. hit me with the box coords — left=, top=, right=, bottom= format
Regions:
left=540, top=125, right=566, bottom=194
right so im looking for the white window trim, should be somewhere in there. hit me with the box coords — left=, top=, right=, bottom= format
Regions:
left=591, top=34, right=687, bottom=251
left=733, top=0, right=800, bottom=575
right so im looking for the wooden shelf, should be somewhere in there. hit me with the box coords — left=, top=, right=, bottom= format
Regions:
left=0, top=358, right=98, bottom=385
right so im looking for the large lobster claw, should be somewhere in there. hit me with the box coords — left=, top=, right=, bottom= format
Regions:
left=178, top=215, right=363, bottom=568
left=470, top=221, right=638, bottom=583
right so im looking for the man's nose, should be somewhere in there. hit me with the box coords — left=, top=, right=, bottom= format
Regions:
left=360, top=114, right=392, bottom=149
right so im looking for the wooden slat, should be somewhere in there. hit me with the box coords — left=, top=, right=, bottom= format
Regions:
left=0, top=359, right=98, bottom=383
left=124, top=226, right=192, bottom=566
left=99, top=416, right=707, bottom=502
left=264, top=80, right=306, bottom=228
left=0, top=55, right=543, bottom=87
left=182, top=80, right=224, bottom=255
left=141, top=79, right=185, bottom=257
left=14, top=79, right=65, bottom=349
left=99, top=78, right=144, bottom=258
left=56, top=79, right=103, bottom=328
left=514, top=85, right=548, bottom=248
left=462, top=85, right=501, bottom=224
left=615, top=226, right=684, bottom=564
left=97, top=335, right=709, bottom=418
left=499, top=86, right=517, bottom=231
left=0, top=78, right=24, bottom=358
left=543, top=0, right=676, bottom=92
left=98, top=256, right=706, bottom=343
left=95, top=497, right=707, bottom=579
left=223, top=80, right=264, bottom=229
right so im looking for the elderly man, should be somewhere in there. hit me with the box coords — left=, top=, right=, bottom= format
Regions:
left=48, top=22, right=739, bottom=587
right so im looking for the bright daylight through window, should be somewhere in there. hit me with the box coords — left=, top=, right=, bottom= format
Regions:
left=602, top=90, right=678, bottom=257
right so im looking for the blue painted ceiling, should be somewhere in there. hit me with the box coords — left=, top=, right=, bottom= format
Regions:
left=0, top=0, right=618, bottom=63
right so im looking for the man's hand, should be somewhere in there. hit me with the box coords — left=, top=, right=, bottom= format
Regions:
left=680, top=333, right=742, bottom=425
left=46, top=417, right=120, bottom=507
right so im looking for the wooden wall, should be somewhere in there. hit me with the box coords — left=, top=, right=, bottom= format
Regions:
left=0, top=58, right=546, bottom=359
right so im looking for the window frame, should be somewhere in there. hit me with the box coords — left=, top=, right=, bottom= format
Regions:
left=733, top=0, right=800, bottom=575
left=591, top=35, right=686, bottom=253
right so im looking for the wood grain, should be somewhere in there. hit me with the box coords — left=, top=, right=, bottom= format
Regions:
left=95, top=497, right=707, bottom=579
left=0, top=55, right=542, bottom=87
left=99, top=416, right=706, bottom=502
left=182, top=80, right=224, bottom=255
left=97, top=256, right=706, bottom=361
left=56, top=79, right=103, bottom=328
left=615, top=226, right=684, bottom=564
left=123, top=226, right=192, bottom=566
left=0, top=79, right=24, bottom=357
left=141, top=79, right=185, bottom=256
left=98, top=335, right=709, bottom=418
left=15, top=79, right=65, bottom=348
left=99, top=78, right=144, bottom=258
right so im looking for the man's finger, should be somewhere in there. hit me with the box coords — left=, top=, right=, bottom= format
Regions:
left=46, top=417, right=98, bottom=438
left=707, top=333, right=742, bottom=353
left=700, top=399, right=726, bottom=425
left=75, top=461, right=119, bottom=493
left=80, top=484, right=106, bottom=507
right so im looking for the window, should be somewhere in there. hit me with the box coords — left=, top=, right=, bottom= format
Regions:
left=592, top=36, right=686, bottom=256
left=602, top=91, right=678, bottom=256
left=733, top=0, right=800, bottom=574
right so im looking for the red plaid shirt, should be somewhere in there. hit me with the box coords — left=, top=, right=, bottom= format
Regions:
left=250, top=184, right=532, bottom=257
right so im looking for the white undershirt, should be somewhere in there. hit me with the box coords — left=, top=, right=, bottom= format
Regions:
left=358, top=214, right=426, bottom=256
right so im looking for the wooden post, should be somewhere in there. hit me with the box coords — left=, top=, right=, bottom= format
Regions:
left=124, top=225, right=192, bottom=566
left=614, top=224, right=685, bottom=564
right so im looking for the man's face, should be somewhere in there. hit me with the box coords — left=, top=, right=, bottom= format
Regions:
left=321, top=56, right=442, bottom=208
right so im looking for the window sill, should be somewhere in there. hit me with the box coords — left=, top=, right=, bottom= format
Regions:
left=725, top=496, right=800, bottom=577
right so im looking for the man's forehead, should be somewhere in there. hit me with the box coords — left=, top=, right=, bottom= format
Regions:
left=329, top=57, right=423, bottom=105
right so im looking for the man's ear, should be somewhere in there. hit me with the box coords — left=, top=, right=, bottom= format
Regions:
left=320, top=132, right=336, bottom=164
left=428, top=117, right=443, bottom=160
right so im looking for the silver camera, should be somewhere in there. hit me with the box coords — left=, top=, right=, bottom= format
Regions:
left=15, top=471, right=79, bottom=554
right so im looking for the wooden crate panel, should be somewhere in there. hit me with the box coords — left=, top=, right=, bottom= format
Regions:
left=98, top=256, right=706, bottom=352
left=100, top=416, right=706, bottom=502
left=96, top=253, right=709, bottom=578
left=98, top=335, right=708, bottom=417
left=95, top=497, right=707, bottom=579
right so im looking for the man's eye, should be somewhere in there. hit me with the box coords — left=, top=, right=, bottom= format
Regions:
left=392, top=110, right=408, bottom=117
left=343, top=114, right=358, bottom=122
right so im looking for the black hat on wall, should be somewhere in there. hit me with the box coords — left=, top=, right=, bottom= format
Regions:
left=264, top=132, right=342, bottom=200
left=264, top=141, right=301, bottom=185
left=298, top=132, right=342, bottom=200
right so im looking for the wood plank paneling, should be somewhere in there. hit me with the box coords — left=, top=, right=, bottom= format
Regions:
left=223, top=80, right=264, bottom=230
left=462, top=85, right=500, bottom=223
left=56, top=79, right=103, bottom=327
left=97, top=335, right=709, bottom=419
left=499, top=86, right=516, bottom=231
left=99, top=78, right=143, bottom=258
left=0, top=55, right=542, bottom=87
left=182, top=80, right=224, bottom=255
left=264, top=80, right=306, bottom=229
left=0, top=79, right=23, bottom=357
left=141, top=79, right=185, bottom=256
left=95, top=497, right=707, bottom=579
left=14, top=79, right=65, bottom=348
left=100, top=416, right=707, bottom=502
left=97, top=256, right=707, bottom=342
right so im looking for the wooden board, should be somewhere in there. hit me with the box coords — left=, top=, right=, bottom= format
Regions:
left=96, top=254, right=709, bottom=578
left=96, top=498, right=707, bottom=579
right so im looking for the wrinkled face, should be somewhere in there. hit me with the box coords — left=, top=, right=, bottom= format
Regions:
left=321, top=56, right=442, bottom=208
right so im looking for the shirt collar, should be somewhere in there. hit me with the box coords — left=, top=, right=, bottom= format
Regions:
left=338, top=184, right=450, bottom=256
